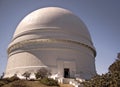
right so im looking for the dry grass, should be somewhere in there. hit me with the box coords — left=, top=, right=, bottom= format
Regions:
left=59, top=84, right=74, bottom=87
left=2, top=80, right=74, bottom=87
left=2, top=80, right=58, bottom=87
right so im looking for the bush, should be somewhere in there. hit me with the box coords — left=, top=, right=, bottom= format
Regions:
left=40, top=77, right=59, bottom=86
left=81, top=55, right=120, bottom=87
left=22, top=71, right=31, bottom=80
left=109, top=59, right=120, bottom=73
left=0, top=75, right=20, bottom=85
left=1, top=77, right=13, bottom=84
left=35, top=68, right=51, bottom=79
left=82, top=72, right=120, bottom=87
left=8, top=75, right=20, bottom=82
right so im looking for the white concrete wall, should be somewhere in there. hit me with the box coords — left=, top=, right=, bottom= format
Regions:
left=5, top=40, right=96, bottom=79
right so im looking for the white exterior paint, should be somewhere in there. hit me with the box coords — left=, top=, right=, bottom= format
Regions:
left=5, top=7, right=96, bottom=79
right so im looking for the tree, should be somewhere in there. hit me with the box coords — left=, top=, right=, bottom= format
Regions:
left=109, top=53, right=120, bottom=73
left=8, top=74, right=20, bottom=82
left=82, top=53, right=120, bottom=87
left=0, top=72, right=4, bottom=79
left=117, top=53, right=120, bottom=60
left=35, top=68, right=51, bottom=79
left=22, top=71, right=31, bottom=80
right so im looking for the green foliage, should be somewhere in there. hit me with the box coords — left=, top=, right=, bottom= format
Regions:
left=8, top=75, right=20, bottom=82
left=35, top=68, right=51, bottom=79
left=82, top=72, right=120, bottom=87
left=0, top=75, right=20, bottom=86
left=40, top=77, right=59, bottom=86
left=1, top=76, right=19, bottom=83
left=1, top=78, right=10, bottom=84
left=82, top=55, right=120, bottom=87
left=109, top=59, right=120, bottom=73
left=22, top=71, right=31, bottom=80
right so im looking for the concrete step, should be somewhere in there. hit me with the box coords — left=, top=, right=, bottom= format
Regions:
left=58, top=78, right=83, bottom=87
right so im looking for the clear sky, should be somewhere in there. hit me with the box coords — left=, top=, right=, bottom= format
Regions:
left=0, top=0, right=120, bottom=75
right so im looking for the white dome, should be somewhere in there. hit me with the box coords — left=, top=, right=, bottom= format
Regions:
left=14, top=7, right=90, bottom=38
left=9, top=7, right=96, bottom=55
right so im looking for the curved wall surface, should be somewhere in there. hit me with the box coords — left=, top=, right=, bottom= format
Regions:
left=5, top=7, right=96, bottom=79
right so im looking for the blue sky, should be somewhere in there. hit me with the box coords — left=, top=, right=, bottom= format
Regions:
left=0, top=0, right=120, bottom=75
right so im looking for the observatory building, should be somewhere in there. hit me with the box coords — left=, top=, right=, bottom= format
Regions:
left=5, top=7, right=96, bottom=79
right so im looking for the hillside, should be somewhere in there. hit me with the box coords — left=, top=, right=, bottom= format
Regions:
left=2, top=80, right=73, bottom=87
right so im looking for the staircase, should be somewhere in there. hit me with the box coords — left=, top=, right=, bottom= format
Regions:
left=61, top=78, right=83, bottom=87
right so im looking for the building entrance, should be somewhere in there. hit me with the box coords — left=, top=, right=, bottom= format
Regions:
left=64, top=68, right=70, bottom=78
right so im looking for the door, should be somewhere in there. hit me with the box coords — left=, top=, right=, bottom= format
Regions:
left=64, top=68, right=70, bottom=78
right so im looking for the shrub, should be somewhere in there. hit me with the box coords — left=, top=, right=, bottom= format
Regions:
left=109, top=59, right=120, bottom=73
left=35, top=68, right=51, bottom=79
left=22, top=71, right=31, bottom=80
left=81, top=55, right=120, bottom=87
left=1, top=78, right=10, bottom=84
left=40, top=77, right=59, bottom=86
left=0, top=75, right=20, bottom=85
left=8, top=75, right=20, bottom=82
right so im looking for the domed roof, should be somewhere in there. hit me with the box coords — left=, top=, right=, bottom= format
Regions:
left=9, top=7, right=96, bottom=56
left=14, top=7, right=91, bottom=39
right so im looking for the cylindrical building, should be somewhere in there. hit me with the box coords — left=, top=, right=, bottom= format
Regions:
left=5, top=7, right=96, bottom=79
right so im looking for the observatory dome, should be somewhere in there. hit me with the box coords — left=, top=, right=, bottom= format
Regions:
left=9, top=7, right=95, bottom=53
left=5, top=7, right=96, bottom=79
